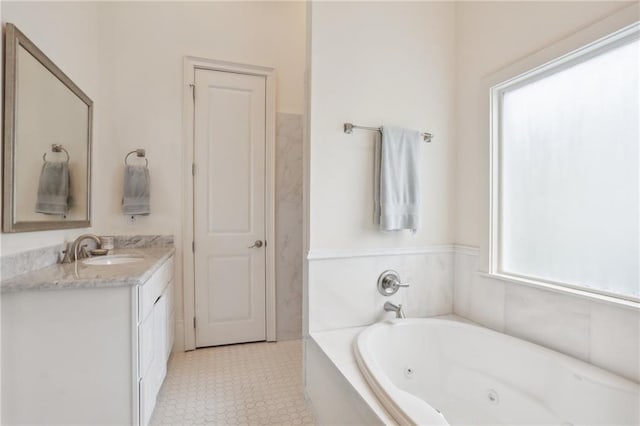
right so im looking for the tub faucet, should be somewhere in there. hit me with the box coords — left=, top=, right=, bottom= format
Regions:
left=384, top=301, right=406, bottom=319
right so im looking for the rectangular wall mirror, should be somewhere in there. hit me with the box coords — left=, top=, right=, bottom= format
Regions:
left=3, top=23, right=92, bottom=232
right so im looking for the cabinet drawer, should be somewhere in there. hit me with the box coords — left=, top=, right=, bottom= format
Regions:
left=139, top=257, right=174, bottom=322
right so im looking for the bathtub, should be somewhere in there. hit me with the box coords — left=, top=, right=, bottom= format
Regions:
left=354, top=318, right=639, bottom=426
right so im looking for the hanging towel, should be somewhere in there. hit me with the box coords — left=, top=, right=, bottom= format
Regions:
left=122, top=165, right=150, bottom=215
left=374, top=126, right=422, bottom=232
left=35, top=161, right=71, bottom=215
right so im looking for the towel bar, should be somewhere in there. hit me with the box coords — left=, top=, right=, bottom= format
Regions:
left=343, top=122, right=433, bottom=143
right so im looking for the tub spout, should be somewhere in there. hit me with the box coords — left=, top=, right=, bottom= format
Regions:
left=384, top=301, right=406, bottom=319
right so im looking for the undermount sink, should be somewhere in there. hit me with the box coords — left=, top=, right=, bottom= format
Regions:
left=82, top=254, right=144, bottom=266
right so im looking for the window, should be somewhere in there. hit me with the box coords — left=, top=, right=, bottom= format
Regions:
left=490, top=23, right=639, bottom=302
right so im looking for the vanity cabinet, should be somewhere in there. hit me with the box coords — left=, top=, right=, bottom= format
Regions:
left=138, top=264, right=174, bottom=426
left=1, top=254, right=175, bottom=425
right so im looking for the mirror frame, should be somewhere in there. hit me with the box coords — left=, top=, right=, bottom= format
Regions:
left=3, top=23, right=93, bottom=232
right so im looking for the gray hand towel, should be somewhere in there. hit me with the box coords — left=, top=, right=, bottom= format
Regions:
left=374, top=126, right=422, bottom=232
left=122, top=165, right=150, bottom=215
left=35, top=161, right=71, bottom=215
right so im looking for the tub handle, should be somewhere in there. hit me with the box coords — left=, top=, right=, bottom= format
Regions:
left=377, top=270, right=410, bottom=296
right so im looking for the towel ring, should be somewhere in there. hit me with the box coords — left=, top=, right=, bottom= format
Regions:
left=42, top=144, right=69, bottom=163
left=125, top=149, right=148, bottom=167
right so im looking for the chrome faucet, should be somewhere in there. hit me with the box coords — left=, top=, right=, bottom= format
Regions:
left=69, top=234, right=102, bottom=262
left=377, top=271, right=409, bottom=319
left=377, top=270, right=410, bottom=296
left=384, top=301, right=406, bottom=319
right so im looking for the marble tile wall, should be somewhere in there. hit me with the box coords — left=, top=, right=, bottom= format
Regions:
left=453, top=249, right=640, bottom=383
left=275, top=113, right=304, bottom=340
left=308, top=251, right=453, bottom=332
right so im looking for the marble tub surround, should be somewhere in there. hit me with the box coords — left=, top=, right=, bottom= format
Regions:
left=276, top=112, right=304, bottom=340
left=306, top=327, right=391, bottom=426
left=0, top=243, right=65, bottom=281
left=1, top=247, right=175, bottom=293
left=307, top=249, right=453, bottom=332
left=453, top=248, right=640, bottom=383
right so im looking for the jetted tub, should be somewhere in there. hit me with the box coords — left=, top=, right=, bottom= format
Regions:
left=354, top=318, right=639, bottom=425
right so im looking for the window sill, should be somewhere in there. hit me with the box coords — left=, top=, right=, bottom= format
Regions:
left=479, top=271, right=640, bottom=311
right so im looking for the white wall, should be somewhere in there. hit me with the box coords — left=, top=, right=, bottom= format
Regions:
left=306, top=2, right=457, bottom=333
left=94, top=0, right=305, bottom=236
left=454, top=0, right=634, bottom=246
left=1, top=1, right=307, bottom=343
left=0, top=1, right=305, bottom=252
left=0, top=1, right=104, bottom=255
left=98, top=1, right=306, bottom=346
left=308, top=1, right=456, bottom=252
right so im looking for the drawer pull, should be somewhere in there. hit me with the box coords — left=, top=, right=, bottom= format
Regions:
left=153, top=295, right=162, bottom=306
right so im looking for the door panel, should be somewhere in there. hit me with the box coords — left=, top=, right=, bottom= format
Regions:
left=206, top=86, right=252, bottom=233
left=194, top=69, right=266, bottom=347
left=207, top=256, right=251, bottom=322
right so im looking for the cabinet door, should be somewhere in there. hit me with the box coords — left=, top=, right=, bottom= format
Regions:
left=139, top=294, right=168, bottom=426
left=154, top=294, right=167, bottom=368
left=139, top=311, right=156, bottom=378
left=139, top=377, right=155, bottom=426
left=137, top=257, right=174, bottom=426
left=164, top=281, right=175, bottom=360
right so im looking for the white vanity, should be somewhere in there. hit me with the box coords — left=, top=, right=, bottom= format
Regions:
left=1, top=247, right=175, bottom=425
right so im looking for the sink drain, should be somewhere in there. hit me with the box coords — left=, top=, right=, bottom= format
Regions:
left=487, top=389, right=499, bottom=405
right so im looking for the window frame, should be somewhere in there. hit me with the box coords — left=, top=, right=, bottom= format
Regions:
left=488, top=22, right=640, bottom=304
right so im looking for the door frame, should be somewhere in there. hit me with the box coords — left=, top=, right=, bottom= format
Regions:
left=182, top=56, right=277, bottom=351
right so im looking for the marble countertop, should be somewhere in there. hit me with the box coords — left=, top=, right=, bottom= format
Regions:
left=1, top=247, right=175, bottom=293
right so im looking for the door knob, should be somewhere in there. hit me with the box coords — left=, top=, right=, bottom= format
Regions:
left=248, top=240, right=263, bottom=248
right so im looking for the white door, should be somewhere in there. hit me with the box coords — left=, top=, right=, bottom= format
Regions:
left=193, top=69, right=266, bottom=347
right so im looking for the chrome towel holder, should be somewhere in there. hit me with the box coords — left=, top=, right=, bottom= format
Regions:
left=124, top=149, right=148, bottom=167
left=343, top=122, right=433, bottom=143
left=42, top=144, right=69, bottom=162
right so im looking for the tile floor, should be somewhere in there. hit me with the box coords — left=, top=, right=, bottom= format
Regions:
left=151, top=340, right=316, bottom=425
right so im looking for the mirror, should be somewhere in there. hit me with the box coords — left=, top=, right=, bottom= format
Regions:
left=3, top=23, right=92, bottom=232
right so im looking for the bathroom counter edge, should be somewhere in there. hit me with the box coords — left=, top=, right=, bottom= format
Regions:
left=1, top=247, right=175, bottom=293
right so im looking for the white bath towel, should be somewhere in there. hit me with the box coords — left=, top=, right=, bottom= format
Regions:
left=374, top=126, right=422, bottom=232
